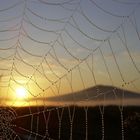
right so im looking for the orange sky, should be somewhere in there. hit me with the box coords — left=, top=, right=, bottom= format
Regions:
left=0, top=0, right=140, bottom=107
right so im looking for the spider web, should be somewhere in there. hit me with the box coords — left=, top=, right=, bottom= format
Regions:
left=0, top=0, right=140, bottom=139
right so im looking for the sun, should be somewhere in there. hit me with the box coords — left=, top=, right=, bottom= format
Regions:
left=16, top=87, right=27, bottom=99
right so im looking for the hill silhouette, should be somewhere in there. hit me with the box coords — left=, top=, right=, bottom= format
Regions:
left=46, top=85, right=140, bottom=102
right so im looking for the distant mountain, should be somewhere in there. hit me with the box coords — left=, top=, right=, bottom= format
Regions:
left=46, top=85, right=140, bottom=102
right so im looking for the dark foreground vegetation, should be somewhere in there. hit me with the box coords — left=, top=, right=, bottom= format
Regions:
left=10, top=106, right=140, bottom=140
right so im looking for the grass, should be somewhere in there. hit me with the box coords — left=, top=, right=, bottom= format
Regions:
left=9, top=105, right=140, bottom=140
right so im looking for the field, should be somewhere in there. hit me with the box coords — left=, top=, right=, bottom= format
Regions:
left=8, top=105, right=140, bottom=140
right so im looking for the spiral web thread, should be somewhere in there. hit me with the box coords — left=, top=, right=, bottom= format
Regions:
left=0, top=0, right=140, bottom=139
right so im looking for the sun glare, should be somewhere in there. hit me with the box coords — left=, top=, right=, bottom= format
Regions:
left=16, top=87, right=27, bottom=99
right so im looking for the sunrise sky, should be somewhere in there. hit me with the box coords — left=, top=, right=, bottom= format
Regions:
left=0, top=0, right=140, bottom=106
